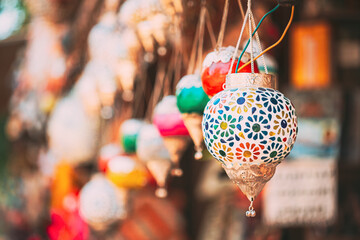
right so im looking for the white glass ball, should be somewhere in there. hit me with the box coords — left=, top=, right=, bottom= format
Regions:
left=79, top=175, right=126, bottom=229
left=136, top=124, right=171, bottom=163
left=202, top=87, right=297, bottom=166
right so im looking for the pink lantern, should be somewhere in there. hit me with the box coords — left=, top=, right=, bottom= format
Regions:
left=153, top=96, right=189, bottom=176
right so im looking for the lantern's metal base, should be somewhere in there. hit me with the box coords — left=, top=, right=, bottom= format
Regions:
left=226, top=73, right=277, bottom=90
left=162, top=136, right=189, bottom=177
left=222, top=162, right=279, bottom=216
left=182, top=113, right=204, bottom=160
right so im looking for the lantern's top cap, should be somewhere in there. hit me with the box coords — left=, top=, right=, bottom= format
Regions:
left=225, top=73, right=277, bottom=90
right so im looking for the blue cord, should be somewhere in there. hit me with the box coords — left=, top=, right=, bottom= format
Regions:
left=235, top=4, right=280, bottom=72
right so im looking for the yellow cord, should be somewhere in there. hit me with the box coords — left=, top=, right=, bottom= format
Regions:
left=237, top=5, right=295, bottom=73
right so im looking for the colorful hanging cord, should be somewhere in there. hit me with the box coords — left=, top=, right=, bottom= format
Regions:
left=235, top=4, right=280, bottom=72
left=237, top=5, right=295, bottom=72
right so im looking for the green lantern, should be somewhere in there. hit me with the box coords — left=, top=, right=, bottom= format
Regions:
left=120, top=119, right=145, bottom=153
left=176, top=74, right=209, bottom=159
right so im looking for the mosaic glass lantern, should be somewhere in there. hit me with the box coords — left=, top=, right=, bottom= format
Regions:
left=136, top=124, right=172, bottom=198
left=79, top=175, right=127, bottom=230
left=120, top=119, right=145, bottom=154
left=153, top=96, right=190, bottom=176
left=176, top=74, right=209, bottom=159
left=202, top=73, right=297, bottom=217
left=201, top=46, right=259, bottom=98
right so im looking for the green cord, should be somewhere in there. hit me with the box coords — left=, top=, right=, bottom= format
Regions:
left=235, top=4, right=280, bottom=72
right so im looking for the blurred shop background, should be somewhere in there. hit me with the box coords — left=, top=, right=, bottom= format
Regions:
left=0, top=0, right=359, bottom=239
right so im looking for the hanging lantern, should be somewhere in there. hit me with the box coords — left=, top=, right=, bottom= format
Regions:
left=201, top=46, right=259, bottom=98
left=118, top=0, right=176, bottom=59
left=117, top=25, right=142, bottom=62
left=160, top=0, right=183, bottom=16
left=118, top=0, right=163, bottom=26
left=79, top=175, right=127, bottom=231
left=47, top=96, right=100, bottom=166
left=88, top=12, right=117, bottom=62
left=89, top=13, right=140, bottom=102
left=202, top=73, right=297, bottom=217
left=74, top=60, right=117, bottom=118
left=105, top=155, right=147, bottom=189
left=110, top=33, right=139, bottom=101
left=136, top=124, right=172, bottom=198
left=176, top=74, right=209, bottom=159
left=98, top=144, right=122, bottom=172
left=153, top=96, right=189, bottom=177
left=120, top=119, right=145, bottom=154
left=148, top=13, right=171, bottom=55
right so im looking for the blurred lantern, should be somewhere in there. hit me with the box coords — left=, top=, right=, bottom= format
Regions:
left=118, top=0, right=163, bottom=27
left=105, top=155, right=147, bottom=189
left=116, top=25, right=142, bottom=61
left=38, top=149, right=58, bottom=178
left=201, top=46, right=259, bottom=97
left=115, top=58, right=138, bottom=102
left=118, top=0, right=179, bottom=59
left=79, top=175, right=127, bottom=231
left=137, top=124, right=172, bottom=198
left=120, top=119, right=145, bottom=153
left=48, top=206, right=89, bottom=240
left=74, top=60, right=117, bottom=118
left=48, top=191, right=89, bottom=240
left=149, top=13, right=171, bottom=55
left=50, top=161, right=75, bottom=209
left=153, top=96, right=189, bottom=177
left=160, top=0, right=183, bottom=16
left=0, top=0, right=27, bottom=40
left=98, top=144, right=122, bottom=172
left=119, top=0, right=161, bottom=59
left=136, top=20, right=155, bottom=55
left=47, top=95, right=100, bottom=166
left=202, top=73, right=297, bottom=217
left=23, top=18, right=67, bottom=92
left=110, top=33, right=139, bottom=101
left=176, top=74, right=209, bottom=159
left=24, top=0, right=79, bottom=23
left=88, top=12, right=140, bottom=102
left=88, top=12, right=117, bottom=62
left=8, top=91, right=47, bottom=138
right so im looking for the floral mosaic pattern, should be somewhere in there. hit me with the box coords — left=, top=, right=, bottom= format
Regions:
left=202, top=86, right=297, bottom=166
left=236, top=142, right=264, bottom=162
left=207, top=91, right=231, bottom=114
left=228, top=89, right=258, bottom=114
left=261, top=142, right=286, bottom=163
left=244, top=114, right=270, bottom=141
left=273, top=111, right=292, bottom=136
left=256, top=87, right=285, bottom=113
left=212, top=142, right=234, bottom=164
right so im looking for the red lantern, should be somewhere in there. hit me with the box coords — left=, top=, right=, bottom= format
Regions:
left=98, top=144, right=122, bottom=172
left=201, top=46, right=259, bottom=97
